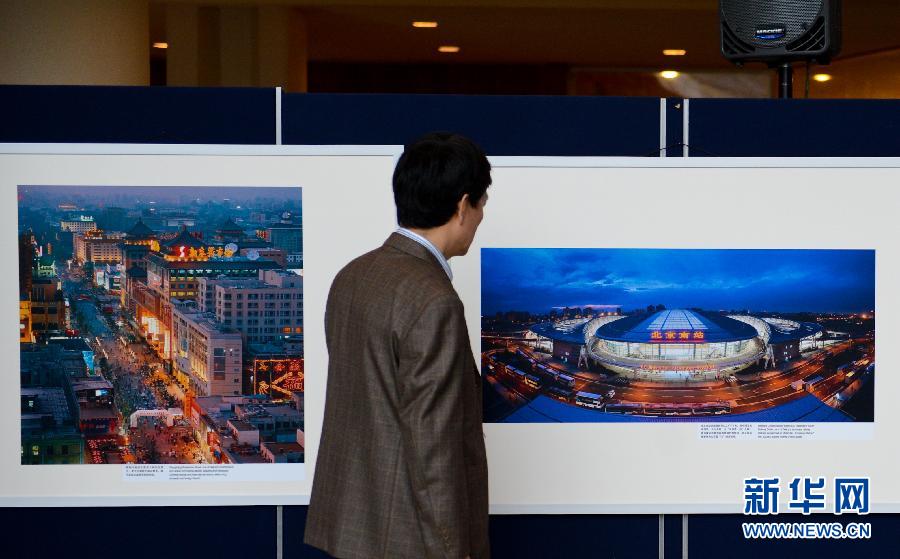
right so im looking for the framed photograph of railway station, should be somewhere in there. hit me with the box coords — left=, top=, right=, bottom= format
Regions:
left=450, top=158, right=900, bottom=514
left=481, top=247, right=874, bottom=424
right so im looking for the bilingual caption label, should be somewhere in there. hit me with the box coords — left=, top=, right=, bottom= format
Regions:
left=123, top=463, right=304, bottom=482
left=124, top=464, right=236, bottom=481
left=698, top=423, right=872, bottom=441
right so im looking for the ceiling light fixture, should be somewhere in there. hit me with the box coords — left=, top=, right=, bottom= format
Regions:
left=438, top=45, right=460, bottom=53
left=813, top=73, right=833, bottom=82
left=152, top=42, right=168, bottom=49
left=412, top=21, right=438, bottom=28
left=663, top=49, right=687, bottom=56
left=659, top=70, right=680, bottom=79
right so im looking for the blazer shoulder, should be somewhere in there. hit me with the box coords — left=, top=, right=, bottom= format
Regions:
left=328, top=243, right=457, bottom=324
left=392, top=250, right=458, bottom=305
left=328, top=245, right=384, bottom=289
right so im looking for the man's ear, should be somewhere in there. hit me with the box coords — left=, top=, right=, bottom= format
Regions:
left=457, top=194, right=470, bottom=225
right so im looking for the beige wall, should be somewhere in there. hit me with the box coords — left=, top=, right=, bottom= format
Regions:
left=808, top=49, right=900, bottom=99
left=0, top=0, right=149, bottom=85
left=166, top=4, right=308, bottom=91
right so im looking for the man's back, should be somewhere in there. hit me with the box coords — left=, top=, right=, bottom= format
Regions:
left=305, top=232, right=489, bottom=559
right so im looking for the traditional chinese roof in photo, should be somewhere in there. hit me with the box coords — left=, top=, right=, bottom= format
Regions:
left=217, top=218, right=242, bottom=231
left=161, top=225, right=205, bottom=249
left=125, top=218, right=155, bottom=239
left=595, top=309, right=758, bottom=344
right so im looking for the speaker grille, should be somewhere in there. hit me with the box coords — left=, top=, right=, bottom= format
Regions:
left=786, top=16, right=826, bottom=51
left=722, top=22, right=754, bottom=55
left=721, top=0, right=824, bottom=48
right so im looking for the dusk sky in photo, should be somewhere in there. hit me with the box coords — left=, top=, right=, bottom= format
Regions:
left=481, top=248, right=875, bottom=315
left=19, top=185, right=301, bottom=209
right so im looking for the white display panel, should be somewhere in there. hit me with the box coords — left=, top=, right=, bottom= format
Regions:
left=0, top=145, right=400, bottom=506
left=451, top=159, right=900, bottom=514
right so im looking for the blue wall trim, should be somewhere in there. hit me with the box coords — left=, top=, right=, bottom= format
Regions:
left=0, top=85, right=275, bottom=144
left=688, top=99, right=900, bottom=157
left=282, top=93, right=662, bottom=156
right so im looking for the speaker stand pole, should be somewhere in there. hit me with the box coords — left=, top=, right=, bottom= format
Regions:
left=777, top=62, right=793, bottom=98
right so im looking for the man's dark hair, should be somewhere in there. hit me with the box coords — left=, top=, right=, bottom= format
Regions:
left=393, top=132, right=491, bottom=229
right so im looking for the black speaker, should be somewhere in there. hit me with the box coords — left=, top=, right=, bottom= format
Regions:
left=720, top=0, right=842, bottom=64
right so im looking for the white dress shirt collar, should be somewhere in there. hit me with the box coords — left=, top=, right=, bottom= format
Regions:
left=395, top=227, right=452, bottom=281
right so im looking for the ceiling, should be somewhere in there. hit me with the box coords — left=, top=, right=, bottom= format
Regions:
left=152, top=1, right=900, bottom=69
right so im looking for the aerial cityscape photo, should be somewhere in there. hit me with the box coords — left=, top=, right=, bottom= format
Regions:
left=19, top=185, right=305, bottom=465
left=481, top=248, right=875, bottom=423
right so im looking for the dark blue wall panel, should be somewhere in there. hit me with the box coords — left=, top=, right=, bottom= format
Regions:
left=282, top=93, right=662, bottom=156
left=688, top=99, right=900, bottom=157
left=285, top=506, right=660, bottom=559
left=0, top=506, right=277, bottom=559
left=0, top=85, right=275, bottom=144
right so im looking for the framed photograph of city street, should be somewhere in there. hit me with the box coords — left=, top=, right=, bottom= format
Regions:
left=19, top=184, right=305, bottom=468
left=447, top=157, right=900, bottom=514
left=0, top=145, right=399, bottom=506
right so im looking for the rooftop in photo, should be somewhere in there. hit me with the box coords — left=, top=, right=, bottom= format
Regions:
left=595, top=309, right=759, bottom=343
left=764, top=318, right=825, bottom=343
left=21, top=387, right=72, bottom=424
left=529, top=319, right=590, bottom=345
left=161, top=225, right=206, bottom=249
left=235, top=403, right=301, bottom=420
left=227, top=419, right=258, bottom=432
left=217, top=218, right=242, bottom=231
left=47, top=337, right=93, bottom=353
left=172, top=302, right=242, bottom=337
left=69, top=377, right=113, bottom=392
left=261, top=442, right=304, bottom=453
left=125, top=218, right=155, bottom=238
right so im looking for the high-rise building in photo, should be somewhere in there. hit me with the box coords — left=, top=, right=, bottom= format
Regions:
left=60, top=216, right=97, bottom=233
left=171, top=301, right=243, bottom=397
left=197, top=269, right=303, bottom=346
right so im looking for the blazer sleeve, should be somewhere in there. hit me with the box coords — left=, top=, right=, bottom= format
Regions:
left=398, top=293, right=471, bottom=558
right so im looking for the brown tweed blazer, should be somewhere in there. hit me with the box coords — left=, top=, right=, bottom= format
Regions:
left=305, top=232, right=489, bottom=559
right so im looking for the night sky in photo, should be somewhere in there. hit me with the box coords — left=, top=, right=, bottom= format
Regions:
left=481, top=248, right=876, bottom=315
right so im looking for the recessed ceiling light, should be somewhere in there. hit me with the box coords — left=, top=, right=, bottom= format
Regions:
left=412, top=21, right=438, bottom=28
left=659, top=70, right=680, bottom=79
left=813, top=73, right=833, bottom=82
left=438, top=45, right=460, bottom=53
left=663, top=49, right=687, bottom=56
left=152, top=42, right=168, bottom=49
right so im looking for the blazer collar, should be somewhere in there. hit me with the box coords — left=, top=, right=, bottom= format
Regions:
left=383, top=232, right=447, bottom=275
